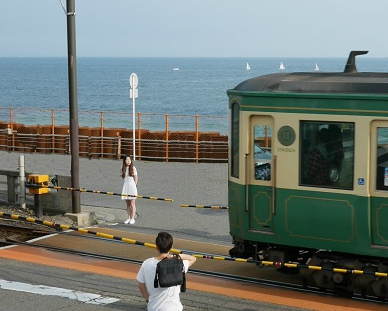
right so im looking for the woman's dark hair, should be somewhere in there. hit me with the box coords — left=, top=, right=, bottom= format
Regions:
left=156, top=232, right=173, bottom=253
left=122, top=155, right=134, bottom=178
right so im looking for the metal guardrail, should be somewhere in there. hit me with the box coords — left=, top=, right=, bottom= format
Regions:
left=0, top=107, right=228, bottom=135
left=0, top=130, right=228, bottom=163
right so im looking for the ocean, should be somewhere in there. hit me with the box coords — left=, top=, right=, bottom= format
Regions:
left=1, top=57, right=388, bottom=134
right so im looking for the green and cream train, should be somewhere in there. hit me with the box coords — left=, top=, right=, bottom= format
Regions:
left=227, top=51, right=388, bottom=297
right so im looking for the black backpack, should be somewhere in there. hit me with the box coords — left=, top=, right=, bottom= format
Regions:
left=154, top=255, right=186, bottom=292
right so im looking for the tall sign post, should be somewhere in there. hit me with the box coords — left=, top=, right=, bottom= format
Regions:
left=129, top=73, right=138, bottom=160
left=66, top=0, right=80, bottom=213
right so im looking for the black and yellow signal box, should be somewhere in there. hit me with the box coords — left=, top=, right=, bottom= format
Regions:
left=27, top=174, right=49, bottom=195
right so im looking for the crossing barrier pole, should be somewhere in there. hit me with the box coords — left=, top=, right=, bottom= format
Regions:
left=26, top=183, right=173, bottom=202
left=181, top=204, right=228, bottom=210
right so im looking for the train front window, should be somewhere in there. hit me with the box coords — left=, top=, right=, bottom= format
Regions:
left=376, top=128, right=388, bottom=190
left=300, top=121, right=354, bottom=190
left=254, top=125, right=272, bottom=180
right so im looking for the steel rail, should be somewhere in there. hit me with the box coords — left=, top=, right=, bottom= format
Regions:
left=1, top=238, right=386, bottom=306
left=2, top=211, right=388, bottom=279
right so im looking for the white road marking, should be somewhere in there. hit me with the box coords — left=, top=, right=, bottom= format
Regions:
left=0, top=279, right=119, bottom=305
left=26, top=232, right=61, bottom=243
left=0, top=230, right=71, bottom=250
left=0, top=244, right=17, bottom=250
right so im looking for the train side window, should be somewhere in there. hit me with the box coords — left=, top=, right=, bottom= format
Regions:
left=253, top=125, right=272, bottom=180
left=300, top=121, right=354, bottom=189
left=376, top=128, right=388, bottom=190
left=231, top=103, right=239, bottom=178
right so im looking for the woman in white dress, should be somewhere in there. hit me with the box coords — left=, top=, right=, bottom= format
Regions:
left=121, top=155, right=138, bottom=224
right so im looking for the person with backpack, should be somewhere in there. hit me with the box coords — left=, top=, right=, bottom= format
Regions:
left=137, top=232, right=196, bottom=310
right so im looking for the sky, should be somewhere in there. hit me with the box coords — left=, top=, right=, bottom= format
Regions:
left=1, top=0, right=387, bottom=58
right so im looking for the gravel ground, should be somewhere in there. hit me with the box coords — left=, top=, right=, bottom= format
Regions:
left=0, top=203, right=75, bottom=229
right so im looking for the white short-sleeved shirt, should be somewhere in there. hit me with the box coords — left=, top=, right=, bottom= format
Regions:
left=136, top=257, right=189, bottom=311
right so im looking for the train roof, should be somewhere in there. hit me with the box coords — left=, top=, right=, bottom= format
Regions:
left=232, top=72, right=388, bottom=94
left=230, top=51, right=388, bottom=95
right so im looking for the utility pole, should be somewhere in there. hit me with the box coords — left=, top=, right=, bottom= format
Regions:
left=66, top=0, right=80, bottom=213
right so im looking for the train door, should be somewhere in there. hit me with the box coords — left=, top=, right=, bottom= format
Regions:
left=247, top=116, right=274, bottom=232
left=370, top=121, right=388, bottom=247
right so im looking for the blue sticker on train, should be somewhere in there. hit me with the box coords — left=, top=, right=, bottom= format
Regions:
left=358, top=178, right=365, bottom=185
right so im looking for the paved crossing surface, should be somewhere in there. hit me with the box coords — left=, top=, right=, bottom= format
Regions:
left=0, top=151, right=230, bottom=244
left=0, top=151, right=357, bottom=310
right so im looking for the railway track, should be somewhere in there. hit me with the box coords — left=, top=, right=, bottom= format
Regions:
left=0, top=223, right=56, bottom=245
left=0, top=223, right=387, bottom=307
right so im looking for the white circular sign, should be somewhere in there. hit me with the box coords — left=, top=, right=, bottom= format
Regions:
left=129, top=73, right=138, bottom=89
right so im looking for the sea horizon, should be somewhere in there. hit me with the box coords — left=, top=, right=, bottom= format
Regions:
left=1, top=55, right=386, bottom=58
left=1, top=56, right=387, bottom=134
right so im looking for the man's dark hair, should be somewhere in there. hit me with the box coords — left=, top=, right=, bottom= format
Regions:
left=156, top=232, right=173, bottom=253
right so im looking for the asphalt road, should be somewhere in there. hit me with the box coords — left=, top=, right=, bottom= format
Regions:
left=0, top=151, right=231, bottom=245
left=0, top=151, right=366, bottom=311
left=0, top=257, right=310, bottom=311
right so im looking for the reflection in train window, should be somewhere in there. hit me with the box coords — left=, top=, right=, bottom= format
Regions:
left=300, top=121, right=354, bottom=189
left=376, top=128, right=388, bottom=190
left=254, top=125, right=271, bottom=180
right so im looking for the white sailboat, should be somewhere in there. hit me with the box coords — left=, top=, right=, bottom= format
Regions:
left=279, top=62, right=285, bottom=70
left=314, top=63, right=319, bottom=71
left=246, top=62, right=250, bottom=70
